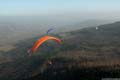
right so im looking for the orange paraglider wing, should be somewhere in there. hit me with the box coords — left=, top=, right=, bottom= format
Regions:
left=29, top=36, right=62, bottom=53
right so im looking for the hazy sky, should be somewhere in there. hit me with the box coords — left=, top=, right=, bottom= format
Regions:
left=0, top=0, right=120, bottom=22
left=0, top=0, right=120, bottom=16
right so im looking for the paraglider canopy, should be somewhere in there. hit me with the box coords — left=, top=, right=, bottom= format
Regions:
left=96, top=27, right=98, bottom=30
left=46, top=28, right=54, bottom=34
left=28, top=36, right=62, bottom=54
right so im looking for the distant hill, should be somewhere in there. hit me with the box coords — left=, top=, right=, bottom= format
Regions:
left=0, top=19, right=113, bottom=46
left=58, top=19, right=114, bottom=32
left=26, top=21, right=120, bottom=80
left=2, top=21, right=120, bottom=64
left=0, top=21, right=120, bottom=80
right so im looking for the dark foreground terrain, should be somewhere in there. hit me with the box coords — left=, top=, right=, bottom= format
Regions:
left=24, top=57, right=120, bottom=80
